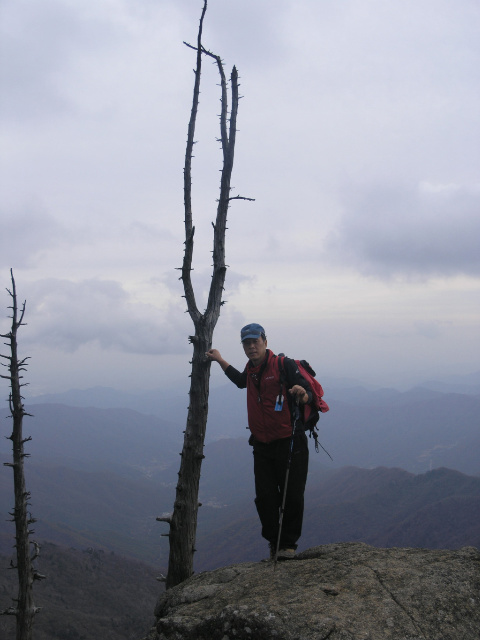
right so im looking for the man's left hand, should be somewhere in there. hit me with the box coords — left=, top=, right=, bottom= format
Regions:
left=289, top=385, right=309, bottom=404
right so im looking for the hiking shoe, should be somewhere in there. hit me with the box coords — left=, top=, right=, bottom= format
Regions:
left=276, top=547, right=295, bottom=560
left=261, top=544, right=276, bottom=562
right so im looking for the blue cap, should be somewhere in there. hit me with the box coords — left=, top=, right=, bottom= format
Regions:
left=240, top=323, right=266, bottom=342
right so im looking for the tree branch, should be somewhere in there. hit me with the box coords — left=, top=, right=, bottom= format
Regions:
left=227, top=195, right=256, bottom=202
left=181, top=1, right=208, bottom=325
left=205, top=65, right=240, bottom=323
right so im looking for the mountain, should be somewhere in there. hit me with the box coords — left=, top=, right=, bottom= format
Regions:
left=1, top=377, right=477, bottom=639
left=2, top=465, right=478, bottom=639
left=304, top=466, right=480, bottom=550
left=25, top=385, right=248, bottom=443
left=2, top=453, right=479, bottom=574
left=17, top=382, right=480, bottom=475
left=0, top=543, right=160, bottom=640
left=25, top=370, right=480, bottom=410
left=0, top=460, right=175, bottom=565
left=418, top=370, right=480, bottom=395
left=25, top=370, right=480, bottom=408
left=1, top=395, right=479, bottom=568
left=1, top=390, right=479, bottom=577
left=193, top=465, right=480, bottom=570
left=196, top=389, right=480, bottom=476
left=0, top=403, right=182, bottom=476
left=323, top=393, right=480, bottom=474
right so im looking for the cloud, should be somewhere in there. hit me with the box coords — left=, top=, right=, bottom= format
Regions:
left=0, top=202, right=67, bottom=268
left=1, top=0, right=479, bottom=392
left=0, top=0, right=189, bottom=122
left=18, top=278, right=190, bottom=355
left=414, top=321, right=444, bottom=339
left=329, top=182, right=480, bottom=279
left=0, top=0, right=119, bottom=121
left=162, top=265, right=254, bottom=319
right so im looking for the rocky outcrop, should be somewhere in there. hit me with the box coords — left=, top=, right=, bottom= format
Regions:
left=143, top=542, right=479, bottom=640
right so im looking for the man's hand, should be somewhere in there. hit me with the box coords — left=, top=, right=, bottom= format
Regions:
left=289, top=385, right=309, bottom=404
left=205, top=348, right=222, bottom=362
left=205, top=349, right=230, bottom=372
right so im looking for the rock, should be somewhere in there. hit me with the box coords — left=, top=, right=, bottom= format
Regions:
left=142, top=542, right=480, bottom=640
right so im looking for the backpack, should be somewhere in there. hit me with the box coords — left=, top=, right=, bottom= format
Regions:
left=277, top=355, right=331, bottom=457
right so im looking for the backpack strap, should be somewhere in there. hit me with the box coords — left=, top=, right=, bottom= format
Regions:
left=276, top=354, right=304, bottom=430
left=277, top=354, right=286, bottom=385
left=276, top=353, right=294, bottom=388
left=275, top=354, right=287, bottom=412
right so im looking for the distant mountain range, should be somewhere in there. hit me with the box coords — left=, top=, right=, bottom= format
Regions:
left=194, top=465, right=480, bottom=570
left=25, top=369, right=480, bottom=409
left=23, top=368, right=480, bottom=439
left=1, top=425, right=479, bottom=572
left=1, top=455, right=479, bottom=572
left=0, top=403, right=181, bottom=475
left=5, top=378, right=479, bottom=476
left=0, top=379, right=479, bottom=580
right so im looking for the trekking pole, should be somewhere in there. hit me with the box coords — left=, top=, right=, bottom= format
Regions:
left=273, top=399, right=300, bottom=569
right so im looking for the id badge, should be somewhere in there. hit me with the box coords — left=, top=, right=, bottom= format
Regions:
left=275, top=394, right=284, bottom=411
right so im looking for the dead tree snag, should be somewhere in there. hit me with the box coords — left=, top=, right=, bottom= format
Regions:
left=158, top=1, right=252, bottom=589
left=0, top=270, right=44, bottom=640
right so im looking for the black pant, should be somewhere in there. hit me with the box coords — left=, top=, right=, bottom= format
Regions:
left=252, top=431, right=309, bottom=550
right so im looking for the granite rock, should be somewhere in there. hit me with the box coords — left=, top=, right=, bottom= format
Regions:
left=142, top=542, right=480, bottom=640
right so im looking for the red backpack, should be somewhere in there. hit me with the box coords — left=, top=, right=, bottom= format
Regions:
left=277, top=355, right=331, bottom=456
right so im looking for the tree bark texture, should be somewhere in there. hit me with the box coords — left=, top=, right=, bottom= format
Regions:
left=164, top=0, right=242, bottom=589
left=0, top=270, right=43, bottom=639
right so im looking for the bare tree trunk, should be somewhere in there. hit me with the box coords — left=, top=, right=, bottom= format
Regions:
left=158, top=0, right=251, bottom=589
left=1, top=270, right=44, bottom=639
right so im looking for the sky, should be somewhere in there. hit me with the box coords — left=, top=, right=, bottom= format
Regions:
left=0, top=0, right=479, bottom=396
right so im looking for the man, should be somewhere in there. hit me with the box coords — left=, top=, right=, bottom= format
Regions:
left=206, top=322, right=313, bottom=560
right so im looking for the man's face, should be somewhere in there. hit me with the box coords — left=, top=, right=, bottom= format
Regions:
left=242, top=337, right=267, bottom=366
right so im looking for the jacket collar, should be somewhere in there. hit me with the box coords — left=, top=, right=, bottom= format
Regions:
left=247, top=349, right=272, bottom=371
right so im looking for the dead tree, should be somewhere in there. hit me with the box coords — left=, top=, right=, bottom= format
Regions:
left=0, top=270, right=44, bottom=639
left=157, top=1, right=252, bottom=589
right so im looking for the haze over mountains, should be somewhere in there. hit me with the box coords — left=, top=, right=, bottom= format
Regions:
left=14, top=370, right=480, bottom=474
left=0, top=372, right=477, bottom=559
left=1, top=372, right=479, bottom=638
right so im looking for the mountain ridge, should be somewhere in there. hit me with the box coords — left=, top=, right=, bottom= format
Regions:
left=0, top=542, right=159, bottom=640
left=3, top=387, right=477, bottom=475
left=1, top=462, right=478, bottom=571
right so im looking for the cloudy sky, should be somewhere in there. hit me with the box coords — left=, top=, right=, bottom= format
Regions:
left=1, top=0, right=479, bottom=395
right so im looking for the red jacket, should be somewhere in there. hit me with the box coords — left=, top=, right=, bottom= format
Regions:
left=225, top=350, right=312, bottom=444
left=246, top=350, right=293, bottom=443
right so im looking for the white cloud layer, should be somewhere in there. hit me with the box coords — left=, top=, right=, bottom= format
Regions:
left=20, top=278, right=190, bottom=355
left=0, top=0, right=479, bottom=392
left=330, top=182, right=480, bottom=278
